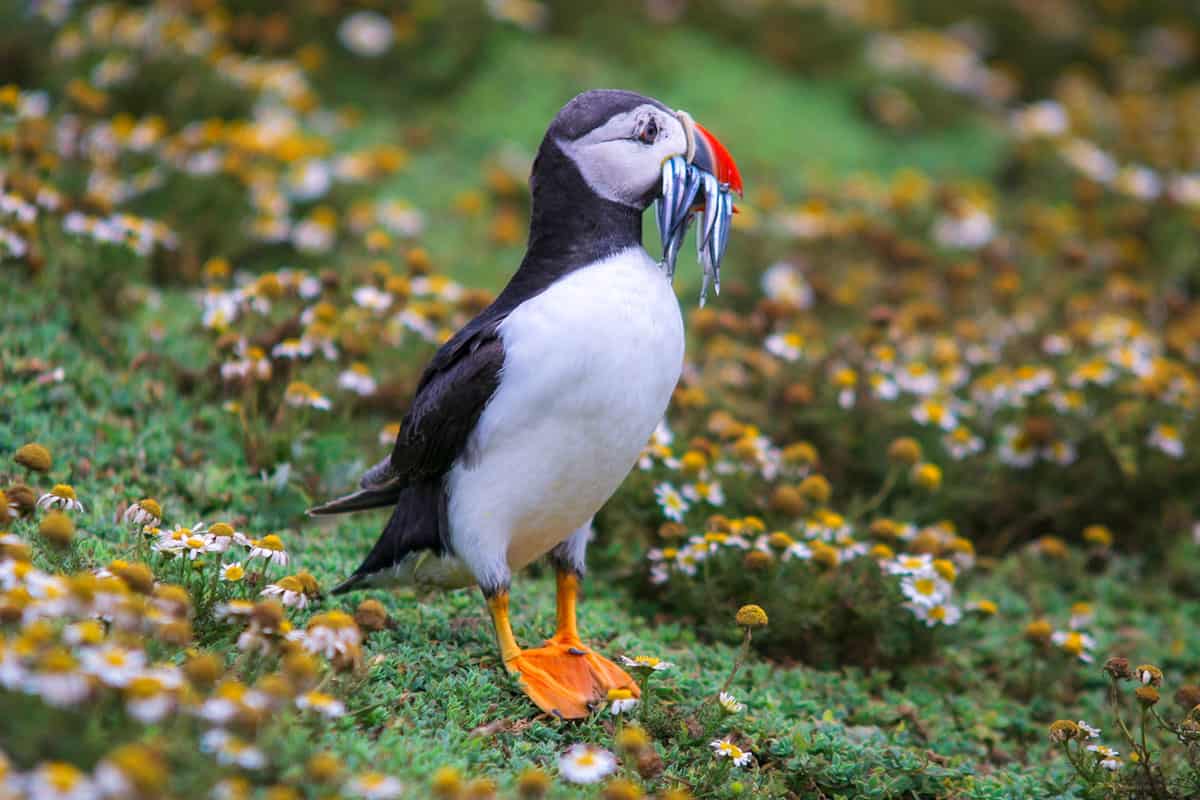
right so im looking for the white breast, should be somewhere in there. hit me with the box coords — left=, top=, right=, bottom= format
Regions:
left=445, top=246, right=684, bottom=588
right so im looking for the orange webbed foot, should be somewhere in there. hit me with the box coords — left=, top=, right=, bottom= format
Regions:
left=505, top=634, right=639, bottom=720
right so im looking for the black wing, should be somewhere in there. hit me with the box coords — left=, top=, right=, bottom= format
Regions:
left=308, top=319, right=505, bottom=516
left=387, top=322, right=505, bottom=482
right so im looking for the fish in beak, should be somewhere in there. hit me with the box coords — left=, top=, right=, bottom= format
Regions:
left=656, top=110, right=743, bottom=306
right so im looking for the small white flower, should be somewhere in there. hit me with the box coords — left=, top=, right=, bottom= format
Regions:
left=1051, top=630, right=1096, bottom=663
left=765, top=332, right=804, bottom=362
left=606, top=688, right=638, bottom=715
left=345, top=772, right=404, bottom=799
left=558, top=744, right=616, bottom=784
left=710, top=737, right=754, bottom=767
left=220, top=562, right=246, bottom=582
left=352, top=285, right=393, bottom=312
left=202, top=729, right=267, bottom=770
left=121, top=501, right=161, bottom=527
left=907, top=602, right=962, bottom=627
left=338, top=11, right=394, bottom=57
left=1147, top=423, right=1184, bottom=458
left=36, top=485, right=85, bottom=513
left=1077, top=720, right=1101, bottom=740
left=338, top=364, right=378, bottom=396
left=248, top=537, right=290, bottom=567
left=296, top=691, right=346, bottom=718
left=682, top=481, right=725, bottom=506
left=654, top=482, right=690, bottom=522
left=33, top=670, right=91, bottom=708
left=884, top=554, right=933, bottom=576
left=24, top=762, right=97, bottom=800
left=618, top=655, right=673, bottom=672
left=80, top=645, right=146, bottom=688
left=718, top=691, right=745, bottom=714
left=261, top=581, right=310, bottom=609
left=900, top=575, right=952, bottom=607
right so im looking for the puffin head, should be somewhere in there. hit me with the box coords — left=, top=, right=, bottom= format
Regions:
left=545, top=89, right=742, bottom=212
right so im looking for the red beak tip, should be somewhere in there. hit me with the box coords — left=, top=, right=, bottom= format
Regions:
left=694, top=121, right=743, bottom=196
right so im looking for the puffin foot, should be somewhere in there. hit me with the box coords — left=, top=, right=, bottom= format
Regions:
left=504, top=634, right=639, bottom=720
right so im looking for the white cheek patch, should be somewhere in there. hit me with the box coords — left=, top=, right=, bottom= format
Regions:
left=557, top=106, right=688, bottom=207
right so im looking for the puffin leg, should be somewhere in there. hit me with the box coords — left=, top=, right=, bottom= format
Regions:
left=483, top=572, right=638, bottom=720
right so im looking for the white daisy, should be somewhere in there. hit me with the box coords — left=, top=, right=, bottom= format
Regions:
left=717, top=691, right=745, bottom=714
left=618, top=655, right=673, bottom=672
left=900, top=575, right=952, bottom=607
left=36, top=484, right=85, bottom=513
left=345, top=773, right=404, bottom=799
left=296, top=691, right=346, bottom=718
left=606, top=688, right=638, bottom=715
left=710, top=737, right=754, bottom=767
left=558, top=744, right=616, bottom=784
left=907, top=602, right=962, bottom=627
left=1147, top=423, right=1184, bottom=458
left=338, top=364, right=378, bottom=396
left=654, top=482, right=690, bottom=522
left=80, top=644, right=146, bottom=688
left=338, top=11, right=393, bottom=57
left=682, top=481, right=725, bottom=506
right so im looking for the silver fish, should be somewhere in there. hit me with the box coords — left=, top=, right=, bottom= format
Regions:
left=654, top=155, right=735, bottom=305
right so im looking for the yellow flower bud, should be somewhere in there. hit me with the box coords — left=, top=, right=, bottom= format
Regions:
left=735, top=604, right=768, bottom=629
left=14, top=443, right=52, bottom=472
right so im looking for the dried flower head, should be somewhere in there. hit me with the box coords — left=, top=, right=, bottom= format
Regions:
left=515, top=767, right=550, bottom=799
left=615, top=725, right=651, bottom=755
left=1024, top=618, right=1053, bottom=644
left=600, top=779, right=643, bottom=800
left=1175, top=685, right=1200, bottom=711
left=798, top=475, right=831, bottom=504
left=38, top=510, right=75, bottom=547
left=1104, top=656, right=1132, bottom=681
left=463, top=777, right=497, bottom=799
left=14, top=442, right=51, bottom=472
left=736, top=604, right=768, bottom=628
left=354, top=598, right=390, bottom=632
left=306, top=752, right=343, bottom=783
left=184, top=652, right=224, bottom=689
left=888, top=437, right=922, bottom=465
left=1049, top=719, right=1079, bottom=742
left=112, top=561, right=155, bottom=594
left=430, top=766, right=464, bottom=799
left=769, top=485, right=806, bottom=516
left=1136, top=686, right=1160, bottom=706
left=1082, top=524, right=1113, bottom=548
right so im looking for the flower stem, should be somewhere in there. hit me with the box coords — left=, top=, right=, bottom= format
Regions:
left=720, top=628, right=752, bottom=697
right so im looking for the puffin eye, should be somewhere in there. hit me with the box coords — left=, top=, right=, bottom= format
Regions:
left=637, top=117, right=659, bottom=145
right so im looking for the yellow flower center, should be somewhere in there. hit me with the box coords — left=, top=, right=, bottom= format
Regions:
left=45, top=764, right=82, bottom=791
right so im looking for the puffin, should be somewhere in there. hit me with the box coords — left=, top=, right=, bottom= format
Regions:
left=311, top=89, right=742, bottom=719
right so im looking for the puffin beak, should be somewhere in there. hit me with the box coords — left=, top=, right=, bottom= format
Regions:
left=654, top=111, right=743, bottom=306
left=689, top=121, right=743, bottom=198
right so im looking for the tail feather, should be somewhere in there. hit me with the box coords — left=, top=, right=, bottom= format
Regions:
left=328, top=481, right=447, bottom=595
left=308, top=485, right=402, bottom=516
left=331, top=574, right=367, bottom=595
